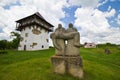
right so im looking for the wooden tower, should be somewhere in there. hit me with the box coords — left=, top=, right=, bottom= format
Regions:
left=16, top=12, right=54, bottom=50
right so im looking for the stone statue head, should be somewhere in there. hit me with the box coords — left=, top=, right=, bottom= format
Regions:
left=69, top=23, right=73, bottom=28
left=58, top=24, right=62, bottom=29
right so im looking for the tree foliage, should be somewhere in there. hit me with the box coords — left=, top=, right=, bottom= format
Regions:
left=10, top=31, right=20, bottom=49
left=0, top=40, right=7, bottom=50
left=0, top=31, right=20, bottom=50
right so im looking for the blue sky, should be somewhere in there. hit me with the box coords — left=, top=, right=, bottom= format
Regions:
left=61, top=0, right=120, bottom=27
left=0, top=0, right=120, bottom=44
left=98, top=0, right=120, bottom=27
left=61, top=6, right=78, bottom=27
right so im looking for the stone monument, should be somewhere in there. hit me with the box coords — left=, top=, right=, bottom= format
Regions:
left=50, top=23, right=83, bottom=79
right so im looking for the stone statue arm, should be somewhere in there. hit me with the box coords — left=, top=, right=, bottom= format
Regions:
left=74, top=32, right=80, bottom=47
left=50, top=33, right=62, bottom=50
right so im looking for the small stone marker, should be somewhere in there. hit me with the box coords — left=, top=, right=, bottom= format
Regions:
left=104, top=49, right=111, bottom=54
left=50, top=23, right=83, bottom=79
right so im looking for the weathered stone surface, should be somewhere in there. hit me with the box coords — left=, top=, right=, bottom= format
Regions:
left=67, top=56, right=83, bottom=79
left=50, top=23, right=83, bottom=79
left=51, top=56, right=66, bottom=74
left=68, top=65, right=83, bottom=78
left=50, top=23, right=80, bottom=56
left=51, top=55, right=83, bottom=78
left=50, top=24, right=65, bottom=56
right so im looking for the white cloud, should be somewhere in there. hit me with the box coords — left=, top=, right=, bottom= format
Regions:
left=98, top=0, right=108, bottom=7
left=0, top=33, right=9, bottom=40
left=107, top=6, right=112, bottom=11
left=0, top=4, right=38, bottom=40
left=0, top=0, right=18, bottom=6
left=68, top=0, right=98, bottom=8
left=0, top=0, right=120, bottom=45
left=117, top=14, right=120, bottom=25
left=19, top=0, right=69, bottom=27
left=104, top=8, right=116, bottom=17
left=75, top=8, right=110, bottom=33
left=0, top=0, right=68, bottom=44
left=74, top=7, right=120, bottom=44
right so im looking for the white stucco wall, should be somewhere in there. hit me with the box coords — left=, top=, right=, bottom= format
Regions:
left=18, top=25, right=49, bottom=51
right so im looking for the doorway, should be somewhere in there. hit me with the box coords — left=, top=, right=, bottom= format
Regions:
left=24, top=45, right=26, bottom=50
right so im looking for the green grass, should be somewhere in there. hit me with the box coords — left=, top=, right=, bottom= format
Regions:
left=0, top=47, right=120, bottom=80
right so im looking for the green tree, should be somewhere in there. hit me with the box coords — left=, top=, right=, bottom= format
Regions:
left=10, top=31, right=20, bottom=49
left=6, top=41, right=13, bottom=49
left=0, top=40, right=7, bottom=50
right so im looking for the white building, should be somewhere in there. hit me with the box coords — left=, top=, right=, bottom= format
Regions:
left=16, top=12, right=54, bottom=50
left=84, top=42, right=97, bottom=48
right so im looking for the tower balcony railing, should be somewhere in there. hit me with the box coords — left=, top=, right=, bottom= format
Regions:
left=16, top=20, right=53, bottom=31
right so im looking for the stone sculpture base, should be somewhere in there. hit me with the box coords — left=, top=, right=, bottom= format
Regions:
left=51, top=55, right=83, bottom=79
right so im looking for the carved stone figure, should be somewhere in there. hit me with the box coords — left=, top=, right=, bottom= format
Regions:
left=50, top=24, right=65, bottom=56
left=50, top=23, right=83, bottom=79
left=65, top=23, right=80, bottom=56
left=50, top=23, right=80, bottom=56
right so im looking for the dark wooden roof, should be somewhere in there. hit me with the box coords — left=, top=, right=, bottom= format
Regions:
left=16, top=12, right=54, bottom=31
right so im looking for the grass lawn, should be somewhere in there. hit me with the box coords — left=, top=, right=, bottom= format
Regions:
left=0, top=47, right=120, bottom=80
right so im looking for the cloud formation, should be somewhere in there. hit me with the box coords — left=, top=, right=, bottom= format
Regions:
left=0, top=0, right=120, bottom=45
left=68, top=0, right=98, bottom=8
left=117, top=14, right=120, bottom=25
left=73, top=1, right=120, bottom=44
left=0, top=0, right=68, bottom=40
